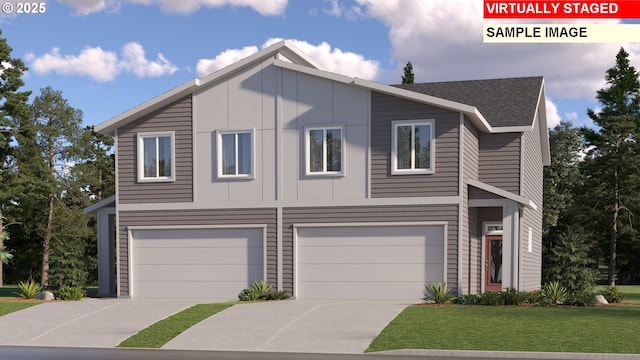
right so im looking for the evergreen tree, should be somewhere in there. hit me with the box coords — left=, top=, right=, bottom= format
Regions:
left=582, top=47, right=640, bottom=286
left=401, top=61, right=415, bottom=84
left=544, top=227, right=599, bottom=295
left=0, top=30, right=31, bottom=287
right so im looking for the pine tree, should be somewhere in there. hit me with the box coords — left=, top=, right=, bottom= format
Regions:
left=401, top=61, right=414, bottom=84
left=582, top=47, right=640, bottom=286
left=0, top=30, right=31, bottom=287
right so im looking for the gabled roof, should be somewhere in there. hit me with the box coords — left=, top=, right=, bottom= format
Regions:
left=394, top=77, right=544, bottom=128
left=96, top=40, right=323, bottom=136
left=83, top=195, right=116, bottom=214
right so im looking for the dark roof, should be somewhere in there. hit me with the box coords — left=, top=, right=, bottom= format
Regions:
left=394, top=76, right=543, bottom=128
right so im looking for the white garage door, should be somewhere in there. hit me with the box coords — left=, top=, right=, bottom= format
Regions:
left=132, top=228, right=264, bottom=299
left=296, top=225, right=444, bottom=301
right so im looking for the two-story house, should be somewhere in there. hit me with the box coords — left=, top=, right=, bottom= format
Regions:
left=86, top=40, right=549, bottom=300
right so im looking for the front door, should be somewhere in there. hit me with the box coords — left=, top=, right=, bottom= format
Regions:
left=485, top=234, right=502, bottom=292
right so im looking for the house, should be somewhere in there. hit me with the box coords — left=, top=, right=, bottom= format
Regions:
left=86, top=40, right=550, bottom=300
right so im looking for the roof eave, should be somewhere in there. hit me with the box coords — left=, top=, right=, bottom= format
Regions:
left=468, top=179, right=537, bottom=210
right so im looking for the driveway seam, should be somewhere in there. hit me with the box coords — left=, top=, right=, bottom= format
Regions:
left=23, top=302, right=121, bottom=345
left=258, top=303, right=323, bottom=348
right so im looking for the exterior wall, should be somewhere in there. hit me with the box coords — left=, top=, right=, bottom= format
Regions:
left=370, top=92, right=460, bottom=198
left=192, top=63, right=370, bottom=204
left=117, top=208, right=277, bottom=297
left=282, top=204, right=459, bottom=295
left=468, top=207, right=480, bottom=294
left=117, top=97, right=193, bottom=204
left=520, top=113, right=544, bottom=290
left=478, top=132, right=520, bottom=194
left=462, top=118, right=480, bottom=294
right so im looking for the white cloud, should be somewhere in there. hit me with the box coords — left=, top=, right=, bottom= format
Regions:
left=196, top=45, right=259, bottom=77
left=354, top=0, right=637, bottom=100
left=196, top=38, right=380, bottom=80
left=120, top=42, right=178, bottom=78
left=565, top=112, right=578, bottom=121
left=545, top=98, right=562, bottom=129
left=26, top=42, right=178, bottom=82
left=58, top=0, right=287, bottom=15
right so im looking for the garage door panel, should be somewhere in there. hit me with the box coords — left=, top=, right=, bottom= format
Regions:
left=298, top=282, right=430, bottom=301
left=134, top=281, right=246, bottom=299
left=296, top=225, right=445, bottom=300
left=299, top=264, right=437, bottom=282
left=298, top=245, right=444, bottom=264
left=134, top=246, right=262, bottom=265
left=132, top=228, right=263, bottom=299
left=134, top=264, right=264, bottom=282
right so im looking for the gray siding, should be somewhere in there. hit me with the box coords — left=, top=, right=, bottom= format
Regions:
left=370, top=92, right=460, bottom=198
left=117, top=208, right=277, bottom=297
left=461, top=118, right=480, bottom=294
left=520, top=114, right=544, bottom=290
left=282, top=204, right=459, bottom=295
left=478, top=132, right=520, bottom=194
left=118, top=96, right=193, bottom=204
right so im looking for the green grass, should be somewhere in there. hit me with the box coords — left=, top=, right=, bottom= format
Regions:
left=118, top=302, right=235, bottom=348
left=0, top=301, right=39, bottom=316
left=367, top=305, right=640, bottom=354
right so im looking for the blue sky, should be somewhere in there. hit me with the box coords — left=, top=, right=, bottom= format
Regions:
left=1, top=0, right=639, bottom=130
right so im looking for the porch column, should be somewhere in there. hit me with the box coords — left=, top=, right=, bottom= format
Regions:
left=502, top=204, right=520, bottom=289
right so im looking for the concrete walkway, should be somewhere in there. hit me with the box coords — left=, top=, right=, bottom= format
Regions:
left=0, top=298, right=200, bottom=347
left=163, top=300, right=409, bottom=353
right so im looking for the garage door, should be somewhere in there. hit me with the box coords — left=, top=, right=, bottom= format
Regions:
left=296, top=225, right=444, bottom=300
left=132, top=228, right=264, bottom=299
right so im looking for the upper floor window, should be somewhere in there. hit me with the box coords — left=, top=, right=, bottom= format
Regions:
left=137, top=132, right=175, bottom=182
left=217, top=130, right=254, bottom=178
left=305, top=126, right=344, bottom=176
left=391, top=120, right=435, bottom=174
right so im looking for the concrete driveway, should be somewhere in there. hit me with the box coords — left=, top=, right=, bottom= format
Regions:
left=163, top=300, right=410, bottom=353
left=0, top=298, right=409, bottom=353
left=0, top=298, right=200, bottom=347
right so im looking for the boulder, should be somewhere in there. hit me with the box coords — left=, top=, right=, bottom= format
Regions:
left=594, top=294, right=608, bottom=305
left=37, top=291, right=55, bottom=301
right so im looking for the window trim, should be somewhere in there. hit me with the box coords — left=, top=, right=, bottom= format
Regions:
left=391, top=119, right=435, bottom=175
left=136, top=131, right=175, bottom=183
left=304, top=125, right=345, bottom=177
left=216, top=128, right=255, bottom=179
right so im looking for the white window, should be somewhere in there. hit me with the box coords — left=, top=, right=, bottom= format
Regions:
left=137, top=132, right=175, bottom=182
left=391, top=120, right=435, bottom=174
left=305, top=126, right=344, bottom=176
left=217, top=130, right=254, bottom=178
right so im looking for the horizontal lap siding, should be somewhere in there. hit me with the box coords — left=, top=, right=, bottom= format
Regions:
left=282, top=205, right=459, bottom=295
left=462, top=118, right=480, bottom=294
left=521, top=114, right=543, bottom=290
left=478, top=132, right=520, bottom=194
left=118, top=208, right=277, bottom=297
left=118, top=96, right=193, bottom=204
left=371, top=92, right=459, bottom=198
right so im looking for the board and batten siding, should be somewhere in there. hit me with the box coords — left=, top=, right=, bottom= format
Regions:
left=370, top=92, right=460, bottom=198
left=520, top=113, right=544, bottom=290
left=117, top=96, right=193, bottom=204
left=461, top=118, right=480, bottom=294
left=282, top=204, right=459, bottom=295
left=478, top=132, right=520, bottom=194
left=117, top=208, right=277, bottom=297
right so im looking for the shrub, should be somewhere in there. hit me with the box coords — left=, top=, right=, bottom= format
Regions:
left=525, top=290, right=544, bottom=304
left=56, top=286, right=84, bottom=301
left=541, top=281, right=568, bottom=306
left=455, top=294, right=481, bottom=305
left=501, top=288, right=529, bottom=305
left=565, top=290, right=594, bottom=307
left=599, top=286, right=624, bottom=303
left=15, top=280, right=43, bottom=299
left=543, top=229, right=598, bottom=296
left=238, top=280, right=289, bottom=301
left=422, top=282, right=455, bottom=304
left=479, top=291, right=504, bottom=306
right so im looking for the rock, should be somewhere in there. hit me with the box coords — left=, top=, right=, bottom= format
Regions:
left=37, top=291, right=55, bottom=301
left=594, top=294, right=608, bottom=305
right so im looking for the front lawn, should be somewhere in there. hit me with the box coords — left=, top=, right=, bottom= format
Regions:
left=367, top=305, right=640, bottom=354
left=118, top=302, right=235, bottom=348
left=0, top=301, right=39, bottom=316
